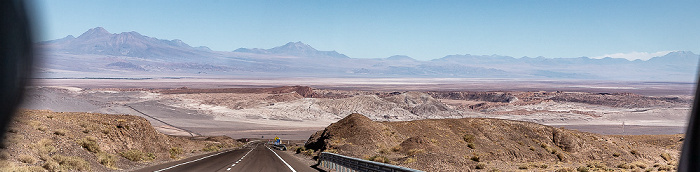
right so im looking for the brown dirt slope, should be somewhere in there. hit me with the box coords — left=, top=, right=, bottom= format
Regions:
left=0, top=109, right=241, bottom=171
left=305, top=113, right=682, bottom=171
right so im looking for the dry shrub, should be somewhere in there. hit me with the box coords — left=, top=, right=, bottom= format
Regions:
left=101, top=127, right=110, bottom=134
left=576, top=166, right=590, bottom=172
left=367, top=155, right=390, bottom=163
left=518, top=164, right=528, bottom=169
left=202, top=144, right=221, bottom=152
left=391, top=145, right=401, bottom=152
left=42, top=160, right=59, bottom=172
left=470, top=155, right=479, bottom=162
left=97, top=152, right=117, bottom=169
left=617, top=163, right=632, bottom=169
left=475, top=162, right=486, bottom=169
left=403, top=157, right=415, bottom=164
left=18, top=155, right=35, bottom=164
left=658, top=165, right=674, bottom=171
left=323, top=148, right=338, bottom=154
left=170, top=147, right=184, bottom=159
left=463, top=134, right=475, bottom=143
left=10, top=166, right=45, bottom=172
left=53, top=129, right=67, bottom=136
left=530, top=163, right=548, bottom=169
left=632, top=161, right=647, bottom=169
left=303, top=149, right=315, bottom=156
left=39, top=154, right=50, bottom=161
left=378, top=148, right=390, bottom=154
left=660, top=152, right=672, bottom=161
left=119, top=149, right=155, bottom=162
left=36, top=126, right=47, bottom=132
left=612, top=152, right=621, bottom=157
left=407, top=149, right=425, bottom=156
left=556, top=152, right=566, bottom=161
left=53, top=155, right=90, bottom=171
left=630, top=150, right=639, bottom=155
left=554, top=167, right=575, bottom=172
left=0, top=151, right=9, bottom=160
left=35, top=139, right=56, bottom=154
left=467, top=143, right=475, bottom=149
left=667, top=160, right=678, bottom=166
left=78, top=136, right=100, bottom=153
left=26, top=120, right=40, bottom=129
left=586, top=161, right=606, bottom=169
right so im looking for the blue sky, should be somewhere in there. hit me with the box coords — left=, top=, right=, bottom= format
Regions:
left=32, top=0, right=699, bottom=60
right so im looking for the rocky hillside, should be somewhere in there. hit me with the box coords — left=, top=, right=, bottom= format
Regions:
left=0, top=110, right=241, bottom=171
left=304, top=113, right=682, bottom=171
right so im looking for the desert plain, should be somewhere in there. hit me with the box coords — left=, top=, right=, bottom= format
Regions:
left=22, top=78, right=693, bottom=140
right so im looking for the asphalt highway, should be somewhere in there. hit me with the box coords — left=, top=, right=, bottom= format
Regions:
left=134, top=142, right=320, bottom=172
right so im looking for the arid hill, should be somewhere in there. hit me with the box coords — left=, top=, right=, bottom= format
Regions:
left=0, top=110, right=241, bottom=171
left=429, top=91, right=691, bottom=110
left=304, top=113, right=682, bottom=171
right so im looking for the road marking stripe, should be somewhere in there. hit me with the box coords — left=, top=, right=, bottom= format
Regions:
left=267, top=146, right=297, bottom=172
left=153, top=149, right=233, bottom=172
left=226, top=146, right=254, bottom=170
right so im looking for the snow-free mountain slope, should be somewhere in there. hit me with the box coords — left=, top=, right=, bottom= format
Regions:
left=37, top=27, right=700, bottom=81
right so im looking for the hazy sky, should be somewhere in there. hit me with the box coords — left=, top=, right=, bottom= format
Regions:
left=32, top=0, right=700, bottom=60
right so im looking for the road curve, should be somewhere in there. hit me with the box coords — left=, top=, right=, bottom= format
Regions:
left=134, top=142, right=320, bottom=172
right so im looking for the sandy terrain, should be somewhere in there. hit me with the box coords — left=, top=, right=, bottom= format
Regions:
left=21, top=85, right=326, bottom=140
left=21, top=78, right=694, bottom=140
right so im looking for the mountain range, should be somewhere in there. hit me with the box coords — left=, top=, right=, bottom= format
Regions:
left=36, top=27, right=699, bottom=81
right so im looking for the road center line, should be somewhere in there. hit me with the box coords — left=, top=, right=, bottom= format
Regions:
left=228, top=146, right=255, bottom=170
left=267, top=146, right=297, bottom=172
left=153, top=149, right=233, bottom=172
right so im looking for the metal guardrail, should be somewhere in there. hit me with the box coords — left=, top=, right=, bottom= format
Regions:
left=318, top=152, right=424, bottom=172
left=270, top=144, right=287, bottom=151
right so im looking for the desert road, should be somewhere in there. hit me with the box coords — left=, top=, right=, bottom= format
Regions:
left=134, top=142, right=320, bottom=172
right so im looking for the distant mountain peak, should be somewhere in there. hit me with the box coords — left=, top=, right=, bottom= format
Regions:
left=78, top=27, right=111, bottom=39
left=386, top=55, right=415, bottom=61
left=273, top=41, right=317, bottom=52
left=42, top=27, right=212, bottom=59
left=235, top=41, right=349, bottom=58
left=666, top=50, right=695, bottom=56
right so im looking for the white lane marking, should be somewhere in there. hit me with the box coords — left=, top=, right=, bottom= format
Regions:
left=153, top=149, right=233, bottom=172
left=267, top=146, right=297, bottom=172
left=227, top=146, right=254, bottom=170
